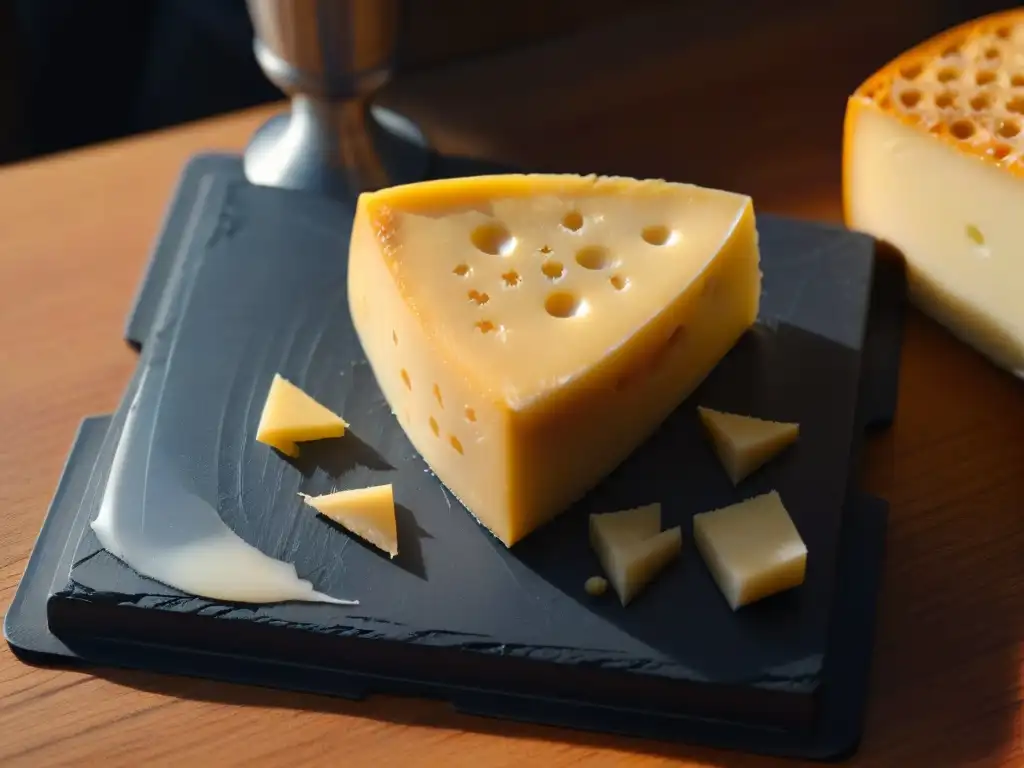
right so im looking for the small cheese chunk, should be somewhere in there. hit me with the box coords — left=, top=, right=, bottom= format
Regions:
left=256, top=374, right=348, bottom=457
left=589, top=502, right=662, bottom=548
left=590, top=504, right=681, bottom=605
left=697, top=406, right=799, bottom=484
left=584, top=575, right=609, bottom=596
left=843, top=10, right=1024, bottom=376
left=693, top=491, right=807, bottom=610
left=302, top=484, right=398, bottom=557
left=349, top=174, right=761, bottom=545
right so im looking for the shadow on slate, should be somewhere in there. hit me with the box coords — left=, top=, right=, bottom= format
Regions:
left=5, top=152, right=905, bottom=762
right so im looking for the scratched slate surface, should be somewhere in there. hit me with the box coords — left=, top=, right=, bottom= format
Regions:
left=27, top=154, right=903, bottom=756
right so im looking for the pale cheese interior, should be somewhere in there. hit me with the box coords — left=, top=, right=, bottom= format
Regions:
left=692, top=491, right=807, bottom=610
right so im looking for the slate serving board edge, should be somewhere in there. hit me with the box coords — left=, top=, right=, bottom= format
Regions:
left=4, top=153, right=901, bottom=761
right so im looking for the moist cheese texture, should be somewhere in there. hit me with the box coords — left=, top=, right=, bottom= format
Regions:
left=303, top=485, right=398, bottom=557
left=256, top=374, right=348, bottom=457
left=348, top=174, right=761, bottom=545
left=697, top=406, right=799, bottom=484
left=844, top=10, right=1024, bottom=377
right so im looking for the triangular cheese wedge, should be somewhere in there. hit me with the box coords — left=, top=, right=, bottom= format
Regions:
left=590, top=504, right=681, bottom=605
left=591, top=522, right=682, bottom=607
left=589, top=503, right=662, bottom=552
left=697, top=406, right=798, bottom=484
left=302, top=484, right=398, bottom=557
left=350, top=174, right=761, bottom=545
left=256, top=374, right=348, bottom=457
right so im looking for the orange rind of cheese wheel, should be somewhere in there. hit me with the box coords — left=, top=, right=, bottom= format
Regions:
left=842, top=8, right=1024, bottom=223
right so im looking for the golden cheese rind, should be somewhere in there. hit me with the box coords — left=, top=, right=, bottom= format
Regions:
left=843, top=8, right=1024, bottom=225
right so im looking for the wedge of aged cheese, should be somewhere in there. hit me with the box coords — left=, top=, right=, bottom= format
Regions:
left=302, top=484, right=398, bottom=557
left=256, top=374, right=348, bottom=457
left=843, top=10, right=1024, bottom=377
left=697, top=406, right=799, bottom=484
left=590, top=504, right=682, bottom=605
left=348, top=174, right=761, bottom=545
left=693, top=491, right=806, bottom=610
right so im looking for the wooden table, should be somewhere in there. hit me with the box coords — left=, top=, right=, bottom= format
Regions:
left=1, top=5, right=1022, bottom=766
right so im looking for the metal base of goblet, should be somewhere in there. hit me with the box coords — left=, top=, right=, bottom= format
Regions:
left=244, top=96, right=431, bottom=199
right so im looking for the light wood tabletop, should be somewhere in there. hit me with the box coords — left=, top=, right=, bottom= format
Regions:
left=1, top=4, right=1022, bottom=767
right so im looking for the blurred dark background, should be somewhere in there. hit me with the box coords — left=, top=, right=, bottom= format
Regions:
left=0, top=0, right=1017, bottom=167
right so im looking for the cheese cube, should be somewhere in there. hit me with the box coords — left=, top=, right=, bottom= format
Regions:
left=843, top=10, right=1024, bottom=377
left=692, top=491, right=807, bottom=610
left=697, top=406, right=799, bottom=484
left=256, top=374, right=348, bottom=457
left=348, top=174, right=761, bottom=545
left=590, top=504, right=682, bottom=606
left=302, top=484, right=398, bottom=557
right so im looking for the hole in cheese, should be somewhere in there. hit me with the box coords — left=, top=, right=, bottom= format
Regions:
left=951, top=118, right=976, bottom=139
left=900, top=62, right=923, bottom=79
left=392, top=330, right=398, bottom=345
left=997, top=118, right=1021, bottom=138
left=401, top=369, right=412, bottom=389
left=350, top=173, right=762, bottom=547
left=610, top=274, right=628, bottom=291
left=471, top=222, right=516, bottom=256
left=468, top=289, right=490, bottom=305
left=433, top=383, right=444, bottom=407
left=900, top=89, right=922, bottom=108
left=450, top=435, right=464, bottom=454
left=541, top=259, right=565, bottom=280
left=453, top=263, right=471, bottom=276
left=970, top=93, right=991, bottom=111
left=575, top=245, right=611, bottom=270
left=966, top=223, right=986, bottom=245
left=545, top=291, right=585, bottom=318
left=501, top=270, right=521, bottom=287
left=850, top=9, right=1024, bottom=230
left=641, top=225, right=674, bottom=246
left=539, top=245, right=552, bottom=254
left=561, top=211, right=584, bottom=232
left=429, top=416, right=440, bottom=436
left=650, top=326, right=684, bottom=367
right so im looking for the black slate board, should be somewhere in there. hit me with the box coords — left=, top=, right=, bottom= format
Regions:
left=5, top=154, right=905, bottom=760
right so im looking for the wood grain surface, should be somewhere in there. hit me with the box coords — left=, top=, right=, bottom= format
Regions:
left=2, top=4, right=1022, bottom=767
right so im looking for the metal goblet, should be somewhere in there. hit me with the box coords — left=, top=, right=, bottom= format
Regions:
left=243, top=0, right=429, bottom=199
